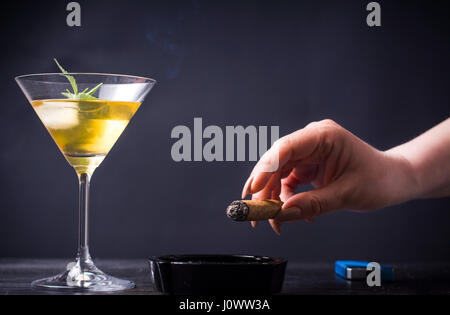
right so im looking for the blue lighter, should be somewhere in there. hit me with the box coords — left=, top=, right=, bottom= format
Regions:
left=335, top=260, right=394, bottom=281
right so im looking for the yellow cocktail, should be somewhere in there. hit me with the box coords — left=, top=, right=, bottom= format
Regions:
left=32, top=99, right=140, bottom=174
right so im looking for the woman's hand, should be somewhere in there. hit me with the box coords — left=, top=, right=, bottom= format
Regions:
left=241, top=119, right=418, bottom=234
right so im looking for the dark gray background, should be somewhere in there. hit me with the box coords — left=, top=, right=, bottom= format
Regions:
left=1, top=0, right=449, bottom=262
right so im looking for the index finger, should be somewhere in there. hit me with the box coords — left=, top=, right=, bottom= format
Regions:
left=244, top=124, right=322, bottom=197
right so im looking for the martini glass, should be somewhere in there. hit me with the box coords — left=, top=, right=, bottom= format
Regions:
left=16, top=73, right=155, bottom=291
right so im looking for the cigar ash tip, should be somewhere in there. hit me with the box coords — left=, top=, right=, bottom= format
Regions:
left=226, top=200, right=249, bottom=221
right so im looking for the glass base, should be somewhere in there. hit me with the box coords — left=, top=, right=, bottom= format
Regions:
left=31, top=259, right=135, bottom=292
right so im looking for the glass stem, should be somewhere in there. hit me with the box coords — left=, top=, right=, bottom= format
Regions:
left=77, top=172, right=93, bottom=266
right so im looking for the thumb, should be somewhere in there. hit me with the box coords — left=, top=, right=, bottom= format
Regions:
left=276, top=182, right=344, bottom=222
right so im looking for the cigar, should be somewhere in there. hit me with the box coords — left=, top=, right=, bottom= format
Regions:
left=226, top=200, right=283, bottom=222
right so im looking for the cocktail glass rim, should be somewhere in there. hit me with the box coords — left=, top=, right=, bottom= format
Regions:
left=16, top=72, right=157, bottom=83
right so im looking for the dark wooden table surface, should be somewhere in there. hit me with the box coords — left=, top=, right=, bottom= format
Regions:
left=0, top=259, right=449, bottom=295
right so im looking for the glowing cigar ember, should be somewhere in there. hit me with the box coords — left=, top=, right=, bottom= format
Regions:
left=226, top=200, right=283, bottom=221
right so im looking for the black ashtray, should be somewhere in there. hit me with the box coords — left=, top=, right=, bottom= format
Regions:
left=149, top=255, right=287, bottom=295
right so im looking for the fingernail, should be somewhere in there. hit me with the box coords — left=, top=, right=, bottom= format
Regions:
left=250, top=174, right=260, bottom=195
left=242, top=176, right=254, bottom=199
left=251, top=221, right=258, bottom=228
left=276, top=207, right=302, bottom=222
left=249, top=172, right=269, bottom=194
left=274, top=224, right=282, bottom=235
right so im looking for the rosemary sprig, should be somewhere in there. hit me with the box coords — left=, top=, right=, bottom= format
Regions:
left=54, top=58, right=103, bottom=100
